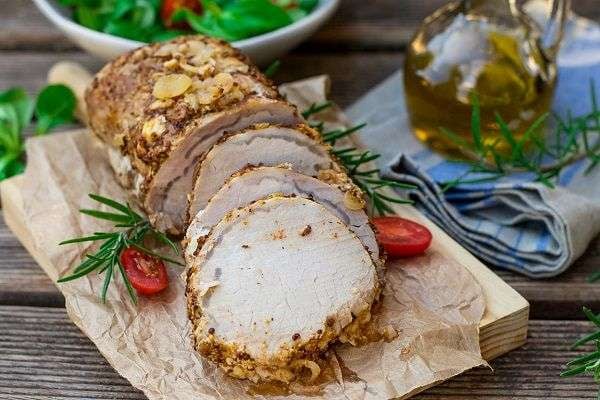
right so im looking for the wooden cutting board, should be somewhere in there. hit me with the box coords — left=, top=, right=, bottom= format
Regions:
left=1, top=163, right=528, bottom=362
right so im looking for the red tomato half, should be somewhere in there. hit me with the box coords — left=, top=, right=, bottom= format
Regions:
left=161, top=0, right=203, bottom=28
left=120, top=247, right=169, bottom=296
left=372, top=217, right=432, bottom=258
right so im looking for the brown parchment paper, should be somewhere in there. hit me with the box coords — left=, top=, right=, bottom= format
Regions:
left=10, top=77, right=486, bottom=400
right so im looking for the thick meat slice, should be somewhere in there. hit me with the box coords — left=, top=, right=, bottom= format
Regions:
left=187, top=123, right=336, bottom=219
left=186, top=196, right=379, bottom=383
left=86, top=36, right=301, bottom=235
left=185, top=166, right=380, bottom=266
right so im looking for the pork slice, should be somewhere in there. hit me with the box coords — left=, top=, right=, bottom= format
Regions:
left=144, top=99, right=301, bottom=235
left=185, top=166, right=380, bottom=266
left=186, top=196, right=379, bottom=383
left=187, top=123, right=336, bottom=220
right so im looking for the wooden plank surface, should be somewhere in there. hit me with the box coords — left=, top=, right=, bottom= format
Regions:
left=0, top=306, right=595, bottom=399
left=0, top=50, right=403, bottom=108
left=3, top=0, right=600, bottom=51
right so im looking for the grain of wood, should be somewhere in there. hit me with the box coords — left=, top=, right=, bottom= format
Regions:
left=0, top=51, right=101, bottom=97
left=0, top=50, right=403, bottom=108
left=4, top=0, right=600, bottom=51
left=0, top=211, right=62, bottom=307
left=0, top=306, right=596, bottom=399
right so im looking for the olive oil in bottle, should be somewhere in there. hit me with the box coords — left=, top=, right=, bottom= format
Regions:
left=404, top=0, right=568, bottom=157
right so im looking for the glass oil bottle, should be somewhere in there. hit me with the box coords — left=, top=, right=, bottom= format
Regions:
left=404, top=0, right=570, bottom=157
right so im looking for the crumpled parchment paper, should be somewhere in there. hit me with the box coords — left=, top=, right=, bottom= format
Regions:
left=9, top=77, right=486, bottom=400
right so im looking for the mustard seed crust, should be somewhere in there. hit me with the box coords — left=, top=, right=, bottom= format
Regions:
left=86, top=35, right=284, bottom=197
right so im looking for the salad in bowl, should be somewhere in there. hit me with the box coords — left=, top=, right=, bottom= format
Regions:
left=34, top=0, right=339, bottom=64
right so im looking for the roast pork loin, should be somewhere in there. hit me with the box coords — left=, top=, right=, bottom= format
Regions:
left=186, top=195, right=379, bottom=383
left=187, top=123, right=338, bottom=220
left=185, top=165, right=380, bottom=267
left=87, top=35, right=383, bottom=385
left=86, top=36, right=302, bottom=235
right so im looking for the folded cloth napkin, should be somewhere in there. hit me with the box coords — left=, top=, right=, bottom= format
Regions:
left=346, top=2, right=600, bottom=278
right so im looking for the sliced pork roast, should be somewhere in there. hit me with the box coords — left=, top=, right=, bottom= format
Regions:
left=187, top=123, right=338, bottom=219
left=186, top=196, right=379, bottom=384
left=86, top=36, right=302, bottom=235
left=185, top=165, right=380, bottom=267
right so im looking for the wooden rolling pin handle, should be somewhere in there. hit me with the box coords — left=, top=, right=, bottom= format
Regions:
left=47, top=62, right=93, bottom=125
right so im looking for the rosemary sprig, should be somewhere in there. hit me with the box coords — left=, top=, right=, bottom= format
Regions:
left=302, top=101, right=333, bottom=119
left=440, top=80, right=600, bottom=191
left=263, top=59, right=281, bottom=78
left=58, top=193, right=182, bottom=304
left=303, top=102, right=414, bottom=215
left=561, top=307, right=600, bottom=397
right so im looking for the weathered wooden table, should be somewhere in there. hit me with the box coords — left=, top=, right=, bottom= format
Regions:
left=1, top=1, right=600, bottom=398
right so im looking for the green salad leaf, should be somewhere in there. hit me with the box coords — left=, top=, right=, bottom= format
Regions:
left=0, top=88, right=35, bottom=132
left=35, top=84, right=77, bottom=135
left=59, top=0, right=319, bottom=43
left=60, top=0, right=172, bottom=42
left=174, top=0, right=293, bottom=41
left=0, top=85, right=76, bottom=181
left=273, top=0, right=318, bottom=21
left=0, top=89, right=31, bottom=180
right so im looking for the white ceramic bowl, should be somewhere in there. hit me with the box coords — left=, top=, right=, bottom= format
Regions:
left=33, top=0, right=339, bottom=66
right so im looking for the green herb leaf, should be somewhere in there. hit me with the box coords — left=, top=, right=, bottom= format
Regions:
left=35, top=84, right=76, bottom=135
left=0, top=88, right=34, bottom=131
left=440, top=80, right=600, bottom=192
left=126, top=241, right=184, bottom=265
left=174, top=0, right=293, bottom=42
left=152, top=229, right=180, bottom=255
left=117, top=257, right=138, bottom=304
left=62, top=0, right=313, bottom=43
left=216, top=0, right=292, bottom=40
left=562, top=307, right=600, bottom=398
left=58, top=193, right=181, bottom=303
left=88, top=193, right=142, bottom=218
left=469, top=92, right=483, bottom=153
left=59, top=233, right=117, bottom=245
left=263, top=60, right=281, bottom=78
left=299, top=0, right=318, bottom=12
left=74, top=5, right=110, bottom=31
left=100, top=262, right=114, bottom=303
left=303, top=102, right=414, bottom=215
left=173, top=8, right=238, bottom=41
left=0, top=84, right=75, bottom=181
left=79, top=209, right=134, bottom=224
left=302, top=101, right=332, bottom=118
left=0, top=87, right=34, bottom=182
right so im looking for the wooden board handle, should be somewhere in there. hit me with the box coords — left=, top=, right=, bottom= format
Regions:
left=47, top=62, right=93, bottom=124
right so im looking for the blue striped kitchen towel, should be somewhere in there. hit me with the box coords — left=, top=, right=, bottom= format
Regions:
left=346, top=2, right=600, bottom=278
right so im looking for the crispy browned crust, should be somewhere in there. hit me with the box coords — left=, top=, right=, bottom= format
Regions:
left=85, top=35, right=284, bottom=194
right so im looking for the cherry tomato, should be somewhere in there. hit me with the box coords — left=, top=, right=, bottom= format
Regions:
left=120, top=247, right=169, bottom=296
left=160, top=0, right=203, bottom=29
left=372, top=217, right=432, bottom=258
